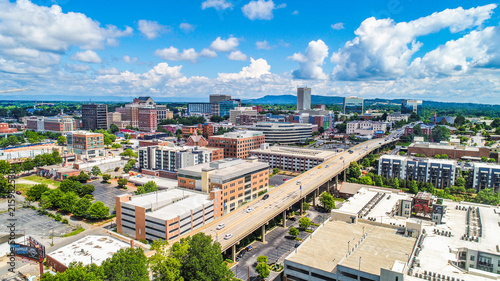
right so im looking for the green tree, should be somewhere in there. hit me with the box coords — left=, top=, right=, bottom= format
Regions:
left=91, top=166, right=101, bottom=176
left=149, top=239, right=188, bottom=281
left=135, top=186, right=146, bottom=195
left=0, top=160, right=10, bottom=174
left=299, top=217, right=311, bottom=230
left=42, top=262, right=104, bottom=281
left=123, top=163, right=133, bottom=173
left=102, top=174, right=111, bottom=183
left=101, top=248, right=149, bottom=281
left=120, top=149, right=137, bottom=158
left=393, top=178, right=400, bottom=189
left=179, top=233, right=234, bottom=281
left=21, top=159, right=35, bottom=171
left=288, top=227, right=299, bottom=238
left=144, top=181, right=158, bottom=193
left=26, top=184, right=49, bottom=201
left=361, top=158, right=370, bottom=168
left=319, top=192, right=336, bottom=211
left=87, top=201, right=110, bottom=220
left=109, top=124, right=120, bottom=134
left=431, top=125, right=450, bottom=142
left=474, top=188, right=500, bottom=206
left=60, top=192, right=79, bottom=213
left=347, top=162, right=361, bottom=179
left=117, top=178, right=128, bottom=188
left=57, top=135, right=67, bottom=145
left=73, top=198, right=92, bottom=218
left=456, top=177, right=466, bottom=187
left=78, top=171, right=90, bottom=183
left=409, top=180, right=419, bottom=194
left=413, top=125, right=423, bottom=136
left=302, top=202, right=310, bottom=212
left=80, top=184, right=95, bottom=196
left=454, top=115, right=466, bottom=127
left=358, top=176, right=373, bottom=185
left=256, top=256, right=270, bottom=279
left=59, top=179, right=82, bottom=193
left=374, top=175, right=384, bottom=187
left=6, top=135, right=19, bottom=146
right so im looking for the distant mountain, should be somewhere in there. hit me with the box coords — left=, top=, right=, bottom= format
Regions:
left=243, top=95, right=344, bottom=105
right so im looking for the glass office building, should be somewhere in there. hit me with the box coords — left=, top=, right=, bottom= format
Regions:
left=343, top=96, right=364, bottom=114
left=401, top=100, right=422, bottom=115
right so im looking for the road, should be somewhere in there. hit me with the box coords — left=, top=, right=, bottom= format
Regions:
left=169, top=130, right=402, bottom=252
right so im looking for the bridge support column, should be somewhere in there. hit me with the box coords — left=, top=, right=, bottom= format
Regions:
left=300, top=199, right=304, bottom=215
left=282, top=211, right=287, bottom=228
left=343, top=169, right=347, bottom=181
left=335, top=175, right=339, bottom=190
left=231, top=244, right=236, bottom=263
left=312, top=189, right=318, bottom=206
left=261, top=225, right=266, bottom=243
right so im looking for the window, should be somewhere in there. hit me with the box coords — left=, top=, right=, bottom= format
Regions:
left=470, top=255, right=475, bottom=261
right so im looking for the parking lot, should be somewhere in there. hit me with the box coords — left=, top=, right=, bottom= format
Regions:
left=231, top=208, right=329, bottom=281
left=0, top=208, right=73, bottom=237
left=90, top=180, right=130, bottom=212
left=269, top=174, right=295, bottom=187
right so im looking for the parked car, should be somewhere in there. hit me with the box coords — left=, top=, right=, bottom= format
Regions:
left=224, top=233, right=233, bottom=240
left=16, top=191, right=21, bottom=195
left=262, top=194, right=269, bottom=200
left=283, top=178, right=287, bottom=181
left=246, top=207, right=253, bottom=213
left=246, top=245, right=253, bottom=251
left=217, top=223, right=225, bottom=230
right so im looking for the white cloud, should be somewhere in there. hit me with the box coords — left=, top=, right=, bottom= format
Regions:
left=71, top=50, right=102, bottom=63
left=292, top=10, right=299, bottom=15
left=289, top=40, right=329, bottom=80
left=201, top=0, right=233, bottom=10
left=331, top=22, right=344, bottom=30
left=66, top=64, right=90, bottom=72
left=154, top=46, right=217, bottom=63
left=0, top=0, right=132, bottom=52
left=122, top=55, right=138, bottom=63
left=210, top=36, right=239, bottom=52
left=228, top=50, right=248, bottom=61
left=96, top=67, right=120, bottom=75
left=256, top=40, right=271, bottom=50
left=179, top=23, right=195, bottom=32
left=331, top=4, right=497, bottom=80
left=138, top=20, right=168, bottom=39
left=242, top=0, right=276, bottom=20
left=218, top=58, right=271, bottom=80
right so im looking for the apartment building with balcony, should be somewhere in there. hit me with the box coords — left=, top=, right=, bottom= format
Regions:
left=471, top=163, right=500, bottom=192
left=208, top=130, right=265, bottom=159
left=67, top=131, right=104, bottom=160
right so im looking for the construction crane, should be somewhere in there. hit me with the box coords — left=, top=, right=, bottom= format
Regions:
left=0, top=88, right=29, bottom=94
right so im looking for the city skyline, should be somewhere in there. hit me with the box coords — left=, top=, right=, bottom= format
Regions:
left=1, top=1, right=500, bottom=104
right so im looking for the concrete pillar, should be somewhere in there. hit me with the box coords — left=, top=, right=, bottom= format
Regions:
left=261, top=225, right=266, bottom=243
left=231, top=244, right=236, bottom=262
left=335, top=175, right=339, bottom=190
left=283, top=211, right=287, bottom=228
left=312, top=189, right=317, bottom=206
left=343, top=169, right=347, bottom=181
left=300, top=198, right=304, bottom=215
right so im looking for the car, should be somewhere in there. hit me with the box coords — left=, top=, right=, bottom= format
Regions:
left=246, top=245, right=253, bottom=251
left=16, top=191, right=21, bottom=195
left=216, top=223, right=225, bottom=230
left=296, top=181, right=301, bottom=185
left=262, top=194, right=269, bottom=200
left=283, top=178, right=287, bottom=181
left=340, top=156, right=344, bottom=160
left=348, top=150, right=353, bottom=154
left=224, top=233, right=233, bottom=240
left=246, top=207, right=253, bottom=213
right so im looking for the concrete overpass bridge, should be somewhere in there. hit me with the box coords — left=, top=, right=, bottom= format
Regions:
left=170, top=132, right=401, bottom=260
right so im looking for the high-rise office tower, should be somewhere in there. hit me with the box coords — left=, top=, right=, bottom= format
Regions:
left=297, top=87, right=311, bottom=110
left=401, top=100, right=423, bottom=115
left=343, top=96, right=364, bottom=114
left=82, top=104, right=108, bottom=130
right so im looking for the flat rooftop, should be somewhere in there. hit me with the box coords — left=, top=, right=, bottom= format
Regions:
left=48, top=235, right=130, bottom=267
left=250, top=145, right=336, bottom=160
left=128, top=175, right=178, bottom=189
left=214, top=130, right=263, bottom=139
left=409, top=143, right=484, bottom=151
left=286, top=220, right=415, bottom=275
left=409, top=200, right=500, bottom=281
left=121, top=188, right=211, bottom=220
left=178, top=158, right=268, bottom=181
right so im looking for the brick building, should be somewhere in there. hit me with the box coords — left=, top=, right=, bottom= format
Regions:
left=67, top=131, right=104, bottom=159
left=408, top=143, right=490, bottom=159
left=138, top=108, right=158, bottom=132
left=208, top=130, right=265, bottom=159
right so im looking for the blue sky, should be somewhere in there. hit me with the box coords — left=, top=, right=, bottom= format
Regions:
left=1, top=0, right=500, bottom=103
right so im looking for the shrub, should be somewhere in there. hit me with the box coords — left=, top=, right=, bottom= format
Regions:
left=62, top=218, right=69, bottom=224
left=55, top=213, right=62, bottom=221
left=225, top=259, right=233, bottom=264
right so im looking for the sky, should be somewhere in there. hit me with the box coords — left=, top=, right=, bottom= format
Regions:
left=1, top=0, right=500, bottom=103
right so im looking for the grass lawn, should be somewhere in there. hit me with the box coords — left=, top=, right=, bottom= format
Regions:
left=23, top=175, right=61, bottom=187
left=62, top=226, right=85, bottom=237
left=14, top=183, right=32, bottom=195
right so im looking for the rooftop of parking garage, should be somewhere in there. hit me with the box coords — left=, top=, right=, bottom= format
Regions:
left=286, top=220, right=415, bottom=276
left=250, top=145, right=337, bottom=160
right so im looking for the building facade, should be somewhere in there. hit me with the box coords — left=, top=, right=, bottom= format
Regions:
left=253, top=122, right=313, bottom=144
left=26, top=116, right=77, bottom=132
left=250, top=144, right=336, bottom=172
left=177, top=158, right=269, bottom=213
left=116, top=188, right=223, bottom=242
left=297, top=87, right=311, bottom=110
left=408, top=143, right=490, bottom=159
left=138, top=108, right=158, bottom=132
left=378, top=155, right=458, bottom=188
left=187, top=102, right=212, bottom=116
left=81, top=104, right=108, bottom=130
left=346, top=120, right=388, bottom=135
left=343, top=96, right=364, bottom=114
left=208, top=130, right=265, bottom=159
left=387, top=113, right=410, bottom=123
left=401, top=100, right=422, bottom=115
left=471, top=163, right=500, bottom=192
left=67, top=131, right=104, bottom=159
left=229, top=107, right=258, bottom=125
